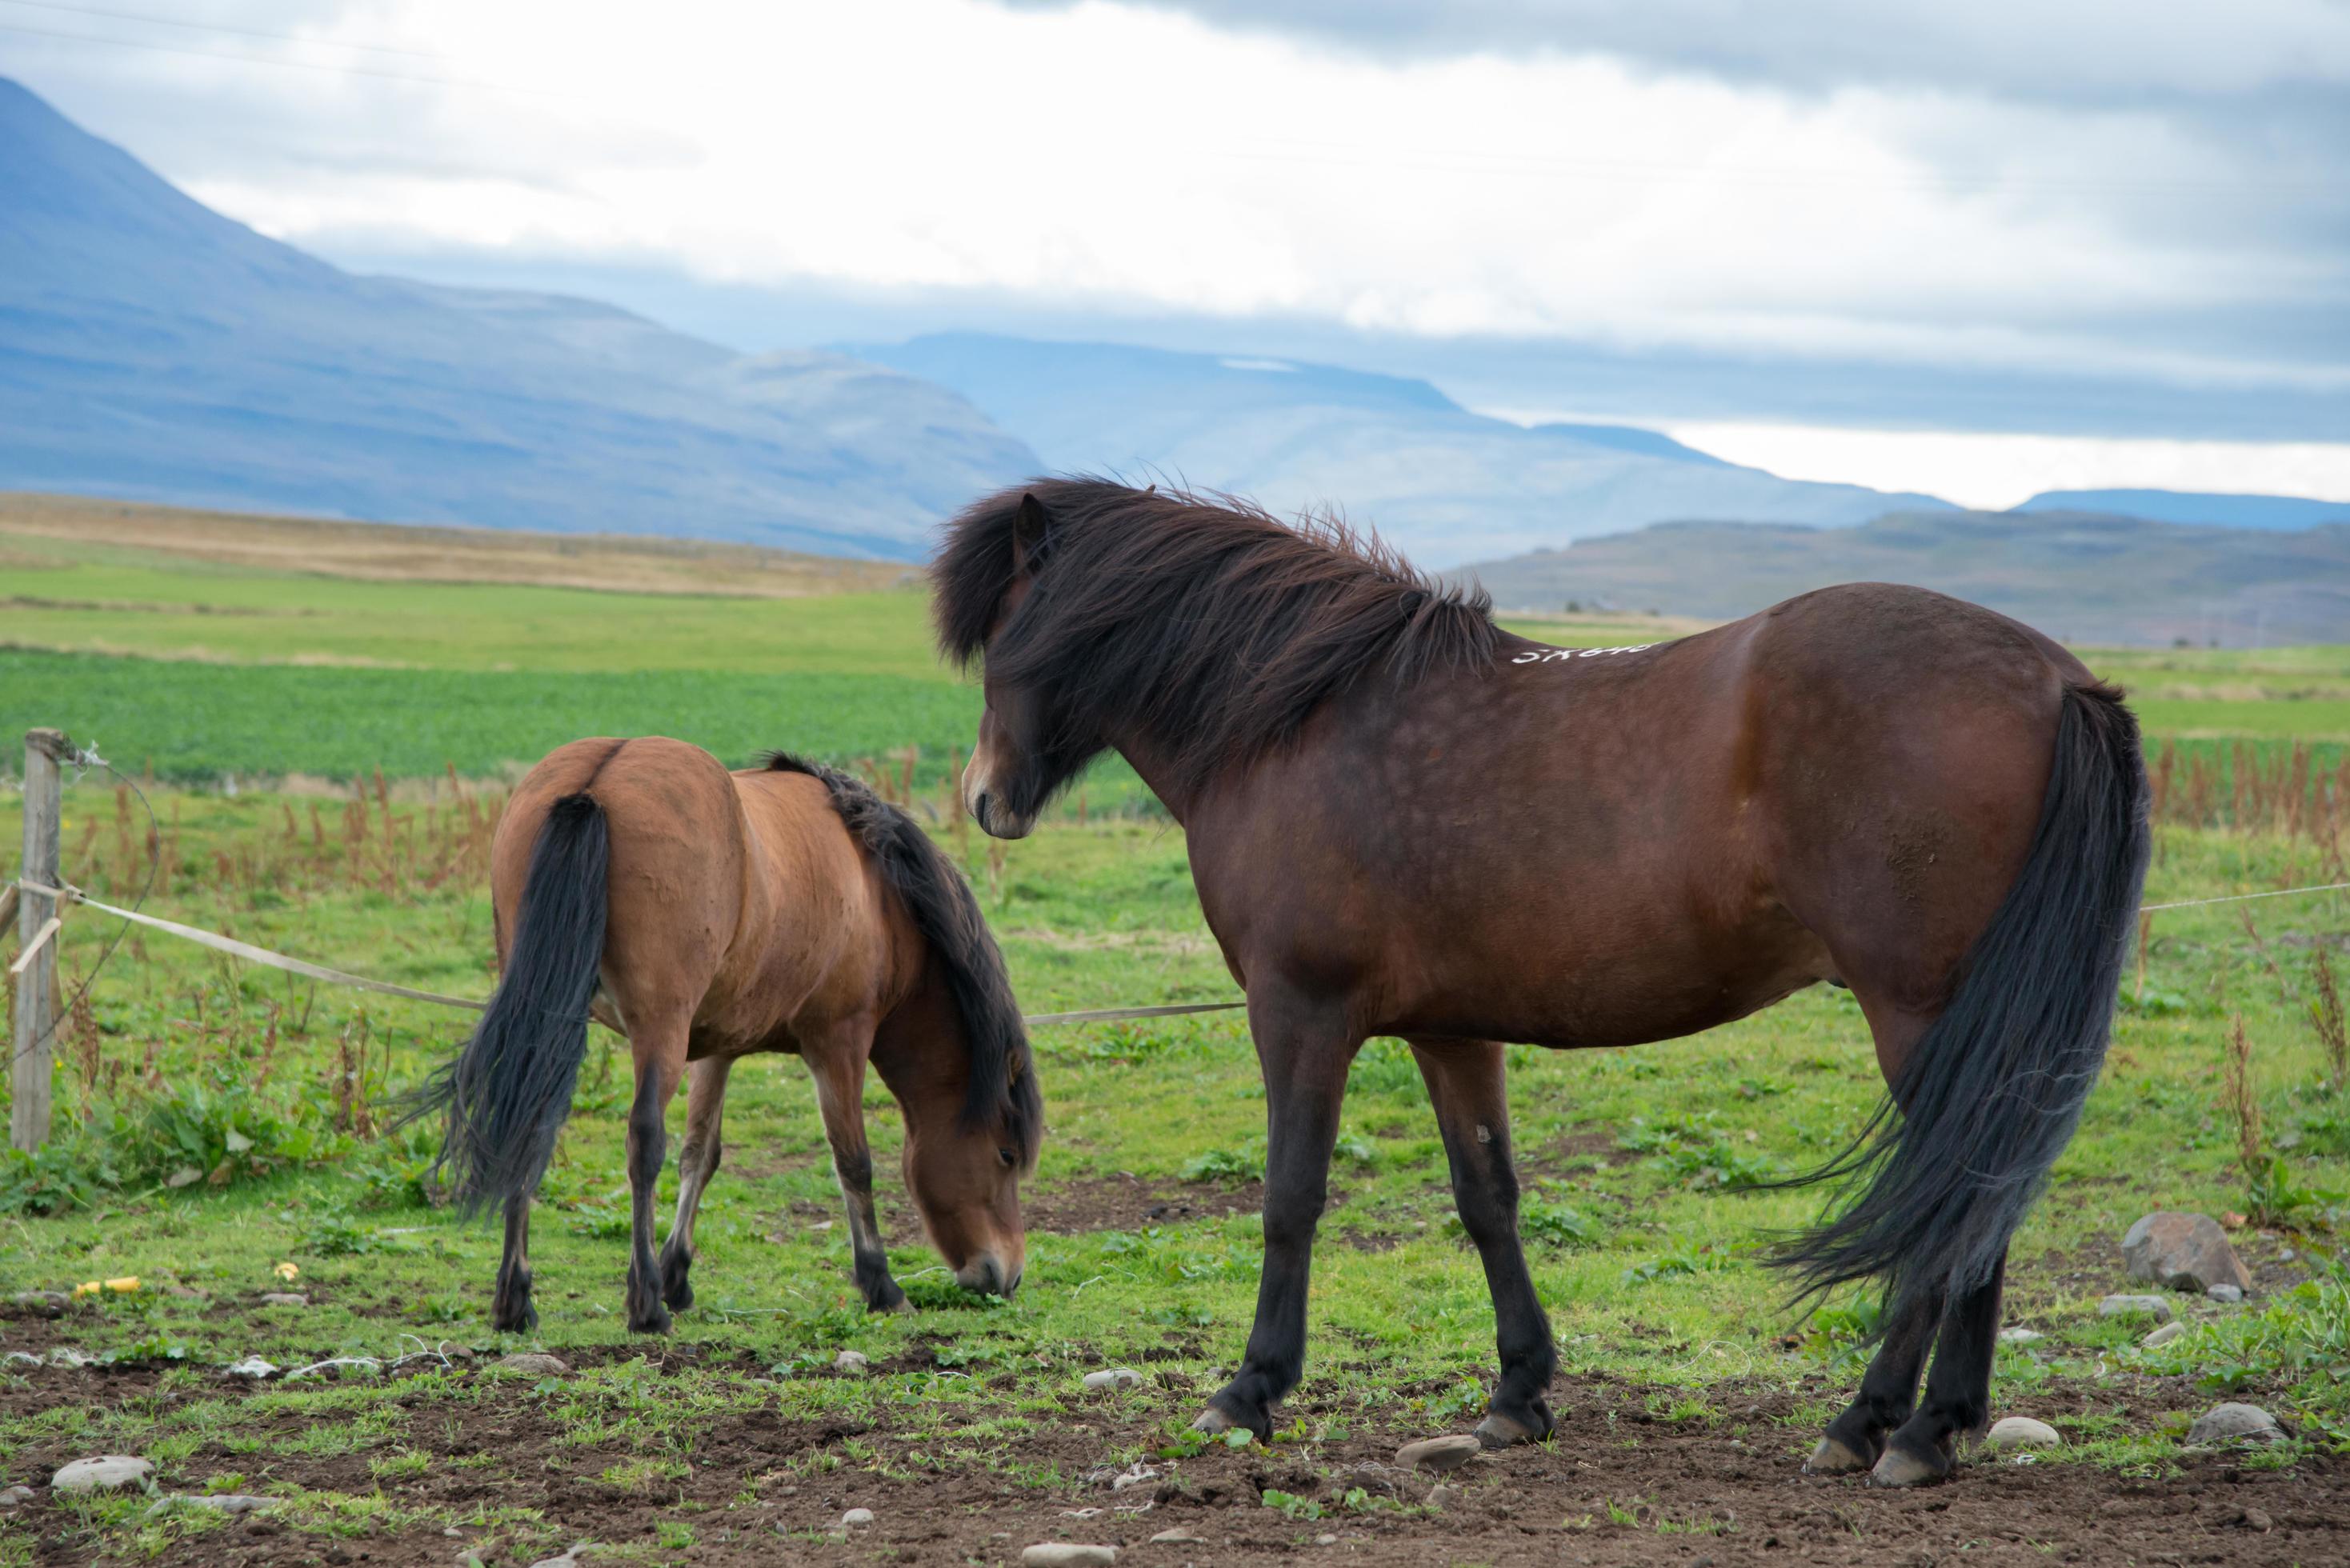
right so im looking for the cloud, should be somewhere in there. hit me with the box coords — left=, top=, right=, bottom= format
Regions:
left=6, top=0, right=2344, bottom=433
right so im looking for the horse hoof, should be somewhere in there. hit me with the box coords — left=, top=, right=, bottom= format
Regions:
left=1867, top=1446, right=1946, bottom=1488
left=1805, top=1437, right=1872, bottom=1475
left=1475, top=1411, right=1548, bottom=1449
left=628, top=1305, right=674, bottom=1336
left=1191, top=1407, right=1243, bottom=1438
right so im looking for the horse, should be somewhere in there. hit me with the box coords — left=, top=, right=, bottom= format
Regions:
left=409, top=737, right=1042, bottom=1334
left=935, top=479, right=2147, bottom=1488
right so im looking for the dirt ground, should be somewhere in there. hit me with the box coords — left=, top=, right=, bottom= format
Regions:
left=2, top=1316, right=2340, bottom=1568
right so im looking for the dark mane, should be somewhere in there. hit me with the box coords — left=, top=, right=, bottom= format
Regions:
left=763, top=752, right=1041, bottom=1170
left=934, top=478, right=1498, bottom=802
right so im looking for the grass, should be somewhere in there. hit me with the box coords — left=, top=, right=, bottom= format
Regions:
left=1, top=788, right=2345, bottom=1561
left=0, top=502, right=2345, bottom=1560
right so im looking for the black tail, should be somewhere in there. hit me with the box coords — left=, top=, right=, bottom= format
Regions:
left=406, top=793, right=610, bottom=1217
left=1771, top=682, right=2150, bottom=1321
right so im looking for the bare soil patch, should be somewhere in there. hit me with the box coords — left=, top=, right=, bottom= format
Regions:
left=0, top=1346, right=2340, bottom=1567
left=1023, top=1172, right=1267, bottom=1234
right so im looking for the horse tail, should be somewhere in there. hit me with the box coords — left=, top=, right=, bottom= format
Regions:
left=1771, top=680, right=2150, bottom=1322
left=406, top=793, right=611, bottom=1217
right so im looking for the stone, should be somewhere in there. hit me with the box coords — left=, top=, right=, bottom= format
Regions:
left=494, top=1353, right=570, bottom=1377
left=0, top=1484, right=34, bottom=1507
left=2187, top=1402, right=2284, bottom=1446
left=2098, top=1294, right=2173, bottom=1322
left=1395, top=1434, right=1482, bottom=1474
left=10, top=1290, right=68, bottom=1317
left=51, top=1455, right=154, bottom=1495
left=148, top=1494, right=280, bottom=1517
left=2142, top=1322, right=2188, bottom=1349
left=1082, top=1367, right=1143, bottom=1391
left=222, top=1356, right=278, bottom=1380
left=834, top=1350, right=870, bottom=1374
left=1426, top=1483, right=1459, bottom=1508
left=1997, top=1327, right=2044, bottom=1345
left=257, top=1293, right=307, bottom=1307
left=1148, top=1528, right=1204, bottom=1545
left=2208, top=1283, right=2245, bottom=1303
left=1315, top=1534, right=1339, bottom=1546
left=1022, top=1547, right=1116, bottom=1567
left=840, top=1508, right=875, bottom=1528
left=2123, top=1212, right=2252, bottom=1294
left=525, top=1546, right=591, bottom=1568
left=1984, top=1417, right=2062, bottom=1451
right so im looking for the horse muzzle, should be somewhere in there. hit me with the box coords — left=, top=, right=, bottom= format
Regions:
left=955, top=1253, right=1021, bottom=1298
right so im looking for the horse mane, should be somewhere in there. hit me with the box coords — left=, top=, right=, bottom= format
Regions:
left=934, top=478, right=1499, bottom=802
left=763, top=753, right=1041, bottom=1170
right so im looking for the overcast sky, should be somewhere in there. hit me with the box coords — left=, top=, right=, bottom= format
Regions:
left=6, top=0, right=2348, bottom=504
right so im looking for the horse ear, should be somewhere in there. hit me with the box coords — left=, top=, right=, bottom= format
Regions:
left=1010, top=491, right=1050, bottom=577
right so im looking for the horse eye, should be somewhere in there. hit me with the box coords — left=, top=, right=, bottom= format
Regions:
left=998, top=1146, right=1018, bottom=1167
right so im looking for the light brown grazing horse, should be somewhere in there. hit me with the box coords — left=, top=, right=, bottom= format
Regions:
left=410, top=738, right=1041, bottom=1333
left=937, top=480, right=2147, bottom=1488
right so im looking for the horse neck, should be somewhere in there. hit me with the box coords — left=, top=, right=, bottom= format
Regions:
left=869, top=956, right=972, bottom=1120
left=1103, top=725, right=1202, bottom=828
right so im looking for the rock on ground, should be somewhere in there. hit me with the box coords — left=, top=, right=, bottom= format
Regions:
left=494, top=1353, right=570, bottom=1377
left=51, top=1455, right=154, bottom=1495
left=2143, top=1321, right=2187, bottom=1348
left=0, top=1484, right=35, bottom=1507
left=1998, top=1327, right=2044, bottom=1345
left=222, top=1356, right=278, bottom=1380
left=2123, top=1212, right=2252, bottom=1294
left=525, top=1545, right=593, bottom=1568
left=834, top=1350, right=871, bottom=1374
left=10, top=1290, right=67, bottom=1317
left=1081, top=1368, right=1143, bottom=1391
left=1022, top=1546, right=1117, bottom=1566
left=256, top=1292, right=307, bottom=1307
left=2207, top=1282, right=2245, bottom=1302
left=148, top=1494, right=279, bottom=1517
left=2188, top=1402, right=2284, bottom=1445
left=841, top=1508, right=875, bottom=1527
left=2099, top=1294, right=2174, bottom=1322
left=1984, top=1417, right=2062, bottom=1451
left=1396, top=1434, right=1483, bottom=1473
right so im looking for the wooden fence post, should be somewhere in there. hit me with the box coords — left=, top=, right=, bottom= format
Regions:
left=11, top=728, right=69, bottom=1153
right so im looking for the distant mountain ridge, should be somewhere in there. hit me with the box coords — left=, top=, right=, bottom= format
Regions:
left=845, top=333, right=1957, bottom=566
left=1458, top=510, right=2350, bottom=646
left=2015, top=489, right=2349, bottom=531
left=0, top=78, right=1035, bottom=557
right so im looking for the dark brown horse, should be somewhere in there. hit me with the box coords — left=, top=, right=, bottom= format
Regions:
left=936, top=480, right=2146, bottom=1487
left=411, top=738, right=1041, bottom=1333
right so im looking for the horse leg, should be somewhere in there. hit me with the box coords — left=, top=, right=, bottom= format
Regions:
left=1409, top=1038, right=1555, bottom=1447
left=811, top=1025, right=906, bottom=1312
left=658, top=1054, right=733, bottom=1313
left=1872, top=1250, right=2007, bottom=1487
left=1194, top=995, right=1359, bottom=1442
left=623, top=1021, right=687, bottom=1334
left=490, top=1190, right=537, bottom=1333
left=1806, top=1287, right=1941, bottom=1474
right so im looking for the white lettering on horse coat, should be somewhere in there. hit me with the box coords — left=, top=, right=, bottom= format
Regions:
left=1510, top=644, right=1655, bottom=664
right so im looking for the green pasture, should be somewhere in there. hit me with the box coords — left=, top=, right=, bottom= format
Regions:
left=0, top=782, right=2346, bottom=1561
left=0, top=520, right=2347, bottom=1562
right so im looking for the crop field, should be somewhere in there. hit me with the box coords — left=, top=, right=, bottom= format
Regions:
left=1, top=496, right=2348, bottom=1566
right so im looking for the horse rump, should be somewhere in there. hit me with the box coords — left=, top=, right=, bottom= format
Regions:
left=1769, top=681, right=2151, bottom=1323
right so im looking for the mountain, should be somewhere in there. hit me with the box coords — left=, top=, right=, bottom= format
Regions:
left=843, top=333, right=1956, bottom=566
left=0, top=79, right=1035, bottom=558
left=1456, top=510, right=2350, bottom=646
left=2016, top=489, right=2349, bottom=531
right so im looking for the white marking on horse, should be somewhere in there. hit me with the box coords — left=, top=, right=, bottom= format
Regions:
left=1511, top=643, right=1655, bottom=665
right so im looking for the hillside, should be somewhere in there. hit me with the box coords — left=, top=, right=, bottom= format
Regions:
left=845, top=333, right=1956, bottom=566
left=2016, top=489, right=2350, bottom=531
left=1457, top=509, right=2350, bottom=646
left=0, top=80, right=1035, bottom=558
